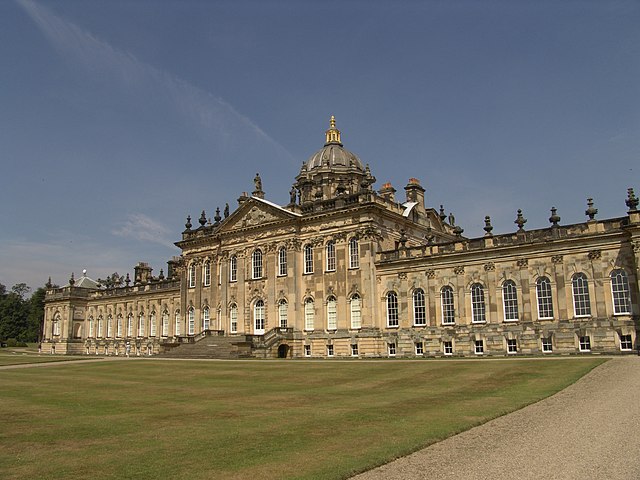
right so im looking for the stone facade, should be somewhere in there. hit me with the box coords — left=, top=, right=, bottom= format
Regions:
left=42, top=118, right=640, bottom=358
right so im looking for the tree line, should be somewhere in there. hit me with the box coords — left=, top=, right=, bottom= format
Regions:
left=0, top=283, right=46, bottom=344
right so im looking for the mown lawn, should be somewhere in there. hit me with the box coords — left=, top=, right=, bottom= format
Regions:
left=0, top=358, right=603, bottom=480
left=0, top=351, right=93, bottom=366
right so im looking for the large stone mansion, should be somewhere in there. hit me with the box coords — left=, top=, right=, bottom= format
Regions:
left=42, top=118, right=639, bottom=358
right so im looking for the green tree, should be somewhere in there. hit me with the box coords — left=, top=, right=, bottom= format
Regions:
left=25, top=287, right=47, bottom=342
left=0, top=287, right=29, bottom=342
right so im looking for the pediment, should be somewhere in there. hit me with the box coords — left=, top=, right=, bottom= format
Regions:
left=219, top=198, right=297, bottom=233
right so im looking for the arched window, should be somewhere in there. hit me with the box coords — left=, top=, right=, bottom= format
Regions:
left=174, top=310, right=181, bottom=336
left=203, top=261, right=211, bottom=286
left=149, top=312, right=156, bottom=337
left=107, top=315, right=113, bottom=337
left=536, top=277, right=554, bottom=319
left=97, top=316, right=104, bottom=337
left=304, top=298, right=315, bottom=331
left=161, top=310, right=169, bottom=337
left=138, top=313, right=145, bottom=337
left=278, top=300, right=288, bottom=328
left=572, top=273, right=591, bottom=317
left=202, top=306, right=210, bottom=330
left=327, top=296, right=337, bottom=330
left=441, top=286, right=455, bottom=325
left=471, top=283, right=486, bottom=323
left=230, top=304, right=238, bottom=333
left=413, top=289, right=426, bottom=326
left=502, top=280, right=519, bottom=321
left=611, top=269, right=631, bottom=315
left=88, top=316, right=94, bottom=337
left=304, top=244, right=314, bottom=274
left=252, top=249, right=263, bottom=279
left=350, top=294, right=362, bottom=329
left=127, top=313, right=133, bottom=337
left=278, top=247, right=287, bottom=276
left=326, top=241, right=336, bottom=272
left=188, top=307, right=195, bottom=335
left=349, top=237, right=359, bottom=269
left=116, top=315, right=123, bottom=337
left=254, top=300, right=265, bottom=334
left=229, top=256, right=237, bottom=282
left=188, top=264, right=196, bottom=288
left=386, top=292, right=399, bottom=327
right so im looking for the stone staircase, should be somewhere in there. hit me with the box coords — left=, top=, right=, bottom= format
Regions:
left=159, top=333, right=254, bottom=359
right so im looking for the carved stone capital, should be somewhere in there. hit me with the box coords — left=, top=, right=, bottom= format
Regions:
left=588, top=249, right=601, bottom=261
left=425, top=269, right=436, bottom=279
left=516, top=258, right=528, bottom=268
left=551, top=255, right=563, bottom=264
left=398, top=272, right=408, bottom=280
left=484, top=262, right=495, bottom=272
left=453, top=266, right=465, bottom=275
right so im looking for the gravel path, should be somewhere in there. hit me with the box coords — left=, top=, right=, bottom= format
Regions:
left=352, top=357, right=640, bottom=480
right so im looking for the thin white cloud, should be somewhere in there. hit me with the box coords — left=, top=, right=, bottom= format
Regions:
left=111, top=213, right=172, bottom=246
left=15, top=0, right=296, bottom=163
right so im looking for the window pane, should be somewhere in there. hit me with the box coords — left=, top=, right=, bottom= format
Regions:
left=349, top=238, right=359, bottom=269
left=502, top=280, right=518, bottom=321
left=611, top=269, right=631, bottom=315
left=572, top=273, right=591, bottom=317
left=441, top=286, right=455, bottom=324
left=387, top=292, right=399, bottom=327
left=278, top=248, right=287, bottom=276
left=326, top=242, right=336, bottom=271
left=536, top=277, right=554, bottom=319
left=327, top=297, right=337, bottom=330
left=350, top=295, right=362, bottom=329
left=471, top=283, right=486, bottom=323
left=278, top=301, right=288, bottom=328
left=305, top=299, right=314, bottom=330
left=413, top=289, right=426, bottom=325
left=304, top=245, right=314, bottom=274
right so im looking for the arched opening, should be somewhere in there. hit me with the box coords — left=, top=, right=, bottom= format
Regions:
left=277, top=344, right=289, bottom=358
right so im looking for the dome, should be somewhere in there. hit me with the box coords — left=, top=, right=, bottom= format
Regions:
left=306, top=143, right=364, bottom=171
left=304, top=116, right=365, bottom=172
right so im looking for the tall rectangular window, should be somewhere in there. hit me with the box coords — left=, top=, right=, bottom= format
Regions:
left=149, top=313, right=156, bottom=337
left=326, top=241, right=336, bottom=271
left=443, top=341, right=453, bottom=355
left=278, top=247, right=287, bottom=276
left=116, top=316, right=122, bottom=337
left=252, top=250, right=263, bottom=279
left=304, top=345, right=311, bottom=357
left=278, top=301, right=288, bottom=328
left=305, top=299, right=314, bottom=331
left=351, top=344, right=359, bottom=356
left=230, top=305, right=238, bottom=333
left=611, top=269, right=631, bottom=315
left=203, top=261, right=211, bottom=286
left=349, top=237, right=359, bottom=269
left=350, top=295, right=361, bottom=329
left=502, top=280, right=519, bottom=321
left=572, top=273, right=591, bottom=317
left=188, top=309, right=195, bottom=335
left=541, top=337, right=553, bottom=353
left=387, top=292, right=399, bottom=327
left=138, top=314, right=145, bottom=337
left=188, top=265, right=196, bottom=288
left=327, top=297, right=337, bottom=330
left=202, top=307, right=210, bottom=330
left=441, top=286, right=455, bottom=325
left=536, top=277, right=554, bottom=319
left=388, top=343, right=396, bottom=357
left=229, top=256, right=237, bottom=282
left=471, top=283, right=486, bottom=323
left=174, top=311, right=181, bottom=336
left=415, top=342, right=424, bottom=356
left=413, top=289, right=426, bottom=326
left=507, top=339, right=517, bottom=353
left=107, top=316, right=113, bottom=337
left=304, top=245, right=314, bottom=274
left=161, top=312, right=169, bottom=337
left=474, top=340, right=484, bottom=355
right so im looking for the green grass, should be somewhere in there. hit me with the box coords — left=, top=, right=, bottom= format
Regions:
left=0, top=358, right=603, bottom=480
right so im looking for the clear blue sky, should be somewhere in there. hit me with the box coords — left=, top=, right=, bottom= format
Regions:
left=1, top=0, right=638, bottom=291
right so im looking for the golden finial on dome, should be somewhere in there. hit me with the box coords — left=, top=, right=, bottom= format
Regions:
left=325, top=115, right=342, bottom=146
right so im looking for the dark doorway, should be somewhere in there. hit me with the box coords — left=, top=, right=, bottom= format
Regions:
left=277, top=344, right=289, bottom=358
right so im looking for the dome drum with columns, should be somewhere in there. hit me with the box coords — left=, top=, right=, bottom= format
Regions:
left=41, top=117, right=640, bottom=359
